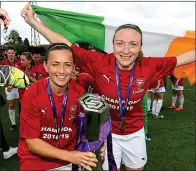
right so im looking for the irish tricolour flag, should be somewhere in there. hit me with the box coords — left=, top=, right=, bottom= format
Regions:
left=32, top=5, right=195, bottom=85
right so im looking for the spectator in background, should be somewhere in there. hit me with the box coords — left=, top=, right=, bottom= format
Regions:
left=0, top=46, right=6, bottom=61
left=168, top=75, right=185, bottom=111
left=32, top=47, right=48, bottom=78
left=18, top=52, right=47, bottom=114
left=147, top=79, right=165, bottom=118
left=40, top=55, right=44, bottom=64
left=15, top=53, right=21, bottom=60
left=32, top=48, right=41, bottom=65
left=0, top=46, right=21, bottom=131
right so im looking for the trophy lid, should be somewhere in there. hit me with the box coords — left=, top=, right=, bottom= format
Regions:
left=79, top=93, right=109, bottom=113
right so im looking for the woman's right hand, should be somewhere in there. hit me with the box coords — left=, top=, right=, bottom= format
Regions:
left=21, top=2, right=72, bottom=45
left=21, top=2, right=36, bottom=24
left=67, top=151, right=98, bottom=171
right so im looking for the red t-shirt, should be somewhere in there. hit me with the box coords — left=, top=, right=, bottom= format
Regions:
left=71, top=45, right=177, bottom=135
left=17, top=66, right=48, bottom=102
left=170, top=75, right=184, bottom=86
left=149, top=78, right=165, bottom=89
left=18, top=78, right=85, bottom=170
left=0, top=58, right=21, bottom=67
left=34, top=63, right=48, bottom=79
left=77, top=73, right=98, bottom=93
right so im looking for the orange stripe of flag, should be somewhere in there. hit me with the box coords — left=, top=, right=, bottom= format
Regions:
left=165, top=31, right=195, bottom=85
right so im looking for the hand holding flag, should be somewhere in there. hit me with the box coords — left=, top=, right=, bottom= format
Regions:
left=21, top=2, right=35, bottom=24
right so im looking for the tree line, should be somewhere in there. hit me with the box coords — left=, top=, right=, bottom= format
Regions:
left=3, top=29, right=47, bottom=55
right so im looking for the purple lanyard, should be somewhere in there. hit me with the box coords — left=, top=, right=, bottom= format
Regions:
left=115, top=61, right=136, bottom=120
left=46, top=79, right=68, bottom=146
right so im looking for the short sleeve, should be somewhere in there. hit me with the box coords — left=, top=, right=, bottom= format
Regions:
left=20, top=88, right=41, bottom=139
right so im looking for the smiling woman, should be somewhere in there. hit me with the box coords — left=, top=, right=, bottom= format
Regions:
left=43, top=43, right=75, bottom=95
left=17, top=43, right=101, bottom=171
left=113, top=24, right=143, bottom=70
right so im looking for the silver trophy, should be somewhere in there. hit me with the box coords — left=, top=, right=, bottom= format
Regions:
left=78, top=93, right=110, bottom=171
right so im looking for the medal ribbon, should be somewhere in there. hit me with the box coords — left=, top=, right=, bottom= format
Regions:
left=46, top=79, right=68, bottom=146
left=115, top=61, right=136, bottom=130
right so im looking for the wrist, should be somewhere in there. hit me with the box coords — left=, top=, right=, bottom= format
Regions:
left=29, top=17, right=38, bottom=27
left=56, top=149, right=71, bottom=162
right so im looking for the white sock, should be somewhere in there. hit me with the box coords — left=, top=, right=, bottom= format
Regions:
left=152, top=100, right=157, bottom=115
left=147, top=98, right=151, bottom=111
left=155, top=99, right=163, bottom=116
left=178, top=95, right=184, bottom=108
left=172, top=96, right=177, bottom=106
left=8, top=109, right=16, bottom=125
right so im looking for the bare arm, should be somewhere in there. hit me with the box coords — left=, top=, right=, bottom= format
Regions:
left=26, top=138, right=97, bottom=170
left=30, top=18, right=71, bottom=45
left=26, top=138, right=70, bottom=161
left=21, top=3, right=71, bottom=46
left=176, top=49, right=195, bottom=67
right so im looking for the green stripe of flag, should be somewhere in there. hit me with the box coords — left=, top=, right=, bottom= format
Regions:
left=32, top=5, right=106, bottom=50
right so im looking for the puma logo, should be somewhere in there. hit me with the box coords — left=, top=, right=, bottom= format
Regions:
left=103, top=74, right=111, bottom=83
left=41, top=107, right=48, bottom=114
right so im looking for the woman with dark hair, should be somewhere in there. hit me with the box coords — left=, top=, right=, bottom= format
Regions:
left=17, top=43, right=100, bottom=171
left=22, top=4, right=195, bottom=171
left=18, top=52, right=46, bottom=113
left=20, top=52, right=36, bottom=82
